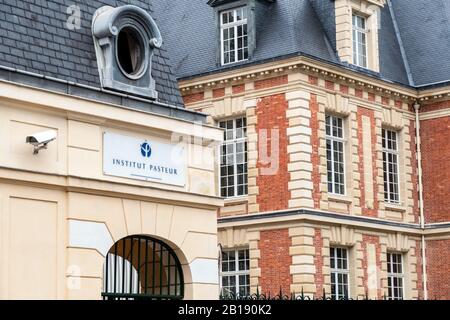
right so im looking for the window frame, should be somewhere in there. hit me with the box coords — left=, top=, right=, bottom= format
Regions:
left=352, top=13, right=368, bottom=68
left=220, top=6, right=249, bottom=65
left=220, top=248, right=250, bottom=297
left=219, top=117, right=248, bottom=199
left=326, top=114, right=347, bottom=196
left=382, top=128, right=401, bottom=204
left=330, top=246, right=351, bottom=300
left=387, top=252, right=405, bottom=300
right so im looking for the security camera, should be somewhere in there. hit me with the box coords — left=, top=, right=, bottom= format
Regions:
left=26, top=130, right=57, bottom=155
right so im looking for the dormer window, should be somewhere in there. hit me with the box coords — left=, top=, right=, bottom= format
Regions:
left=92, top=5, right=163, bottom=99
left=352, top=13, right=368, bottom=68
left=116, top=26, right=147, bottom=79
left=220, top=7, right=248, bottom=65
left=334, top=0, right=385, bottom=72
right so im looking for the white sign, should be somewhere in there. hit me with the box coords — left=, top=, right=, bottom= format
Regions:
left=103, top=132, right=186, bottom=186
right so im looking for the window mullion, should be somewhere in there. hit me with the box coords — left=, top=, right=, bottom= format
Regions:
left=233, top=119, right=238, bottom=197
left=386, top=150, right=391, bottom=202
left=234, top=24, right=238, bottom=63
left=220, top=26, right=224, bottom=65
left=235, top=250, right=240, bottom=294
left=330, top=137, right=336, bottom=194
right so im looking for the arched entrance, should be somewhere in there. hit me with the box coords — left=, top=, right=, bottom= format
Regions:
left=102, top=235, right=184, bottom=300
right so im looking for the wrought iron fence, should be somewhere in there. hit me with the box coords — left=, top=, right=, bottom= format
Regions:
left=220, top=287, right=403, bottom=300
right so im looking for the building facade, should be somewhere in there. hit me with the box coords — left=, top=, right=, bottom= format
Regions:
left=155, top=0, right=450, bottom=299
left=0, top=1, right=223, bottom=299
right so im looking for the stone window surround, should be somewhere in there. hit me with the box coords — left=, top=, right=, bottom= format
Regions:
left=382, top=124, right=408, bottom=217
left=382, top=127, right=401, bottom=205
left=92, top=5, right=162, bottom=99
left=220, top=247, right=251, bottom=296
left=335, top=0, right=383, bottom=72
left=324, top=109, right=353, bottom=202
left=325, top=114, right=347, bottom=196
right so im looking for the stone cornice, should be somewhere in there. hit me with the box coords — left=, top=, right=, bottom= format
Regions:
left=178, top=56, right=418, bottom=103
left=416, top=85, right=450, bottom=104
left=366, top=0, right=386, bottom=8
left=179, top=56, right=450, bottom=105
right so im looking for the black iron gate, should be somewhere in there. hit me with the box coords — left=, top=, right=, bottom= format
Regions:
left=102, top=235, right=184, bottom=300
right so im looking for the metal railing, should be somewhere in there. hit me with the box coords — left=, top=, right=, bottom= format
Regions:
left=220, top=287, right=414, bottom=300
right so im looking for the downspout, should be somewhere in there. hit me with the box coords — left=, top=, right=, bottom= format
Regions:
left=414, top=101, right=428, bottom=300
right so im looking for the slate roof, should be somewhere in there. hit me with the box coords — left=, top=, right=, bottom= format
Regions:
left=153, top=0, right=450, bottom=89
left=0, top=0, right=186, bottom=109
left=391, top=0, right=450, bottom=87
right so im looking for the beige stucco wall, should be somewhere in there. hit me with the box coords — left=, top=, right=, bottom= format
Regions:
left=0, top=81, right=224, bottom=300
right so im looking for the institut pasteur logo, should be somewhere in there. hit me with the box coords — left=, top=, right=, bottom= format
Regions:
left=140, top=142, right=153, bottom=158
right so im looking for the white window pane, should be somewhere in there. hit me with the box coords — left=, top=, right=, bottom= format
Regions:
left=219, top=118, right=248, bottom=198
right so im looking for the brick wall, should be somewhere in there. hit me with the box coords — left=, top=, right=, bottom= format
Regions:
left=254, top=75, right=288, bottom=90
left=426, top=239, right=450, bottom=299
left=421, top=115, right=450, bottom=222
left=232, top=84, right=245, bottom=94
left=259, top=229, right=291, bottom=295
left=183, top=92, right=204, bottom=104
left=256, top=94, right=290, bottom=212
left=415, top=240, right=424, bottom=300
left=213, top=87, right=225, bottom=98
left=422, top=100, right=450, bottom=113
left=409, top=123, right=420, bottom=223
left=314, top=228, right=324, bottom=296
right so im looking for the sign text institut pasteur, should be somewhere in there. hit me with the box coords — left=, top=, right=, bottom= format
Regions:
left=103, top=132, right=186, bottom=186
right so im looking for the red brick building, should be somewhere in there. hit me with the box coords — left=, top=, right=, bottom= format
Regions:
left=155, top=0, right=450, bottom=299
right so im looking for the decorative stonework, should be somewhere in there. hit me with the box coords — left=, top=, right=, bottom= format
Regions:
left=289, top=226, right=317, bottom=296
left=330, top=225, right=356, bottom=246
left=218, top=228, right=248, bottom=248
left=92, top=5, right=162, bottom=99
left=246, top=100, right=259, bottom=214
left=382, top=107, right=404, bottom=130
left=335, top=0, right=382, bottom=72
left=386, top=233, right=410, bottom=252
left=179, top=61, right=417, bottom=104
left=248, top=231, right=261, bottom=293
left=325, top=92, right=351, bottom=115
left=286, top=90, right=314, bottom=209
left=366, top=0, right=386, bottom=7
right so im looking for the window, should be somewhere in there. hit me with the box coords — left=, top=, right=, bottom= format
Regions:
left=117, top=26, right=146, bottom=78
left=326, top=115, right=346, bottom=195
left=92, top=5, right=162, bottom=99
left=382, top=129, right=400, bottom=204
left=220, top=7, right=248, bottom=65
left=219, top=118, right=248, bottom=198
left=220, top=249, right=250, bottom=297
left=387, top=253, right=404, bottom=300
left=352, top=13, right=367, bottom=68
left=330, top=247, right=350, bottom=299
